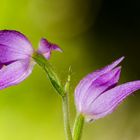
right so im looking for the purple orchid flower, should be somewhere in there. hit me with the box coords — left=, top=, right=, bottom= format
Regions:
left=75, top=57, right=140, bottom=121
left=0, top=30, right=62, bottom=89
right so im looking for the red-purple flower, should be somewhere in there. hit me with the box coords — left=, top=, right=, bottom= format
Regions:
left=0, top=30, right=62, bottom=89
left=75, top=57, right=140, bottom=120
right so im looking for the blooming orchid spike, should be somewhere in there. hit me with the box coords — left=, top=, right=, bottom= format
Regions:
left=0, top=30, right=61, bottom=89
left=75, top=57, right=140, bottom=121
left=38, top=38, right=62, bottom=59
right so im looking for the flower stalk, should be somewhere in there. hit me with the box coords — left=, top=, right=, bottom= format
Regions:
left=33, top=52, right=72, bottom=140
left=33, top=52, right=65, bottom=96
left=62, top=67, right=73, bottom=140
left=62, top=95, right=73, bottom=140
left=73, top=114, right=84, bottom=140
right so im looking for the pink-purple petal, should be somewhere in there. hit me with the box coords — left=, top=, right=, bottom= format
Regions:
left=38, top=38, right=62, bottom=59
left=75, top=57, right=124, bottom=102
left=0, top=30, right=33, bottom=56
left=0, top=58, right=34, bottom=89
left=78, top=66, right=121, bottom=113
left=75, top=57, right=124, bottom=109
left=0, top=44, right=29, bottom=63
left=87, top=81, right=140, bottom=120
left=51, top=44, right=62, bottom=52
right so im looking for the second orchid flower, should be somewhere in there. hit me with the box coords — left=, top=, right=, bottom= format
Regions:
left=75, top=57, right=140, bottom=121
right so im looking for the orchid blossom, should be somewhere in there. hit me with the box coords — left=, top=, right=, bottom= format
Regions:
left=75, top=57, right=140, bottom=120
left=73, top=57, right=140, bottom=140
left=0, top=30, right=61, bottom=89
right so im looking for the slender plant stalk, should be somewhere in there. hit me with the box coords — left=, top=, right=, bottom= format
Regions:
left=32, top=52, right=64, bottom=96
left=62, top=67, right=73, bottom=140
left=33, top=52, right=72, bottom=140
left=73, top=114, right=85, bottom=140
left=62, top=95, right=73, bottom=140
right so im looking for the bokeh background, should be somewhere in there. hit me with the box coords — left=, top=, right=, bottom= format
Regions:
left=0, top=0, right=140, bottom=140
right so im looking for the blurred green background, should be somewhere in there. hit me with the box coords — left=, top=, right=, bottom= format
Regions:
left=0, top=0, right=140, bottom=140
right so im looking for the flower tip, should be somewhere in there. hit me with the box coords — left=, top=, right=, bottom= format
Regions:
left=38, top=38, right=62, bottom=59
left=53, top=44, right=63, bottom=53
left=40, top=37, right=62, bottom=52
left=119, top=56, right=125, bottom=62
left=57, top=47, right=63, bottom=53
left=114, top=56, right=125, bottom=64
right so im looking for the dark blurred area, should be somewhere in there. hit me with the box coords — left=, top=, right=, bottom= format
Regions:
left=87, top=0, right=140, bottom=77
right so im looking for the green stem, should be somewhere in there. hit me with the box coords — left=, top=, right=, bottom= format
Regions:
left=32, top=52, right=64, bottom=96
left=73, top=114, right=85, bottom=140
left=33, top=52, right=72, bottom=140
left=62, top=95, right=73, bottom=140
